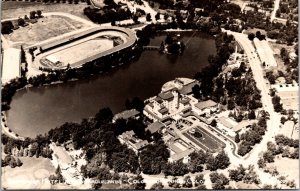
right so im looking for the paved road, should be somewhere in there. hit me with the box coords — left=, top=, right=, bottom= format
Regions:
left=271, top=0, right=281, bottom=22
left=224, top=30, right=281, bottom=184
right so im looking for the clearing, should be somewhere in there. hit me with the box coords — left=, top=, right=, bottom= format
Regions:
left=4, top=15, right=89, bottom=47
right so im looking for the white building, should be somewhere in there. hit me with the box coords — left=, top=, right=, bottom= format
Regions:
left=2, top=48, right=21, bottom=84
left=118, top=130, right=149, bottom=154
left=192, top=100, right=219, bottom=116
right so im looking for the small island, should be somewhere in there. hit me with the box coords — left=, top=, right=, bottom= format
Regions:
left=160, top=33, right=185, bottom=55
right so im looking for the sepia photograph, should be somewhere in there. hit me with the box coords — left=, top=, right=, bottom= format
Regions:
left=1, top=0, right=299, bottom=189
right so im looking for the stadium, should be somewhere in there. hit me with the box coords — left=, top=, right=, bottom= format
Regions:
left=32, top=26, right=137, bottom=69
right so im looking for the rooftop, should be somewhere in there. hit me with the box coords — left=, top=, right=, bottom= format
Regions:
left=180, top=97, right=190, bottom=104
left=146, top=121, right=165, bottom=134
left=170, top=148, right=194, bottom=161
left=194, top=100, right=218, bottom=110
left=233, top=120, right=254, bottom=132
left=2, top=48, right=21, bottom=84
left=158, top=91, right=174, bottom=100
left=178, top=80, right=200, bottom=95
left=113, top=109, right=140, bottom=121
left=218, top=116, right=234, bottom=129
left=134, top=140, right=149, bottom=150
left=158, top=107, right=169, bottom=114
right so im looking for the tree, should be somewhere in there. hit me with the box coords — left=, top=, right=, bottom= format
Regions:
left=37, top=10, right=42, bottom=17
left=133, top=15, right=139, bottom=23
left=29, top=11, right=36, bottom=19
left=255, top=31, right=261, bottom=39
left=1, top=21, right=14, bottom=34
left=210, top=119, right=217, bottom=127
left=248, top=33, right=255, bottom=41
left=235, top=133, right=240, bottom=143
left=192, top=84, right=201, bottom=99
left=132, top=175, right=146, bottom=189
left=155, top=12, right=160, bottom=21
left=194, top=174, right=205, bottom=187
left=150, top=181, right=164, bottom=190
left=16, top=158, right=23, bottom=167
left=257, top=158, right=266, bottom=168
left=18, top=17, right=25, bottom=27
left=146, top=13, right=152, bottom=22
left=214, top=150, right=230, bottom=169
left=248, top=110, right=256, bottom=119
left=182, top=175, right=193, bottom=188
left=210, top=173, right=229, bottom=189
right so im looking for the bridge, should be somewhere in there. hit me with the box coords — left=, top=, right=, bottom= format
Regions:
left=143, top=46, right=161, bottom=50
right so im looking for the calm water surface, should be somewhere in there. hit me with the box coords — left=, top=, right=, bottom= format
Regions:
left=7, top=32, right=216, bottom=138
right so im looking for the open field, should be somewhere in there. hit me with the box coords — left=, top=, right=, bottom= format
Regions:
left=268, top=156, right=299, bottom=188
left=4, top=15, right=89, bottom=46
left=183, top=126, right=225, bottom=152
left=1, top=2, right=88, bottom=19
left=1, top=157, right=55, bottom=189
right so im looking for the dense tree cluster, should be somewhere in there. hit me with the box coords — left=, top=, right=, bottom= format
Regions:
left=211, top=67, right=262, bottom=111
left=2, top=155, right=23, bottom=168
left=83, top=6, right=132, bottom=24
left=210, top=172, right=229, bottom=189
left=194, top=32, right=235, bottom=97
left=163, top=161, right=189, bottom=176
left=47, top=108, right=141, bottom=176
left=140, top=139, right=170, bottom=174
left=2, top=134, right=53, bottom=159
left=237, top=114, right=267, bottom=156
left=187, top=150, right=230, bottom=172
left=229, top=165, right=260, bottom=184
left=275, top=135, right=299, bottom=148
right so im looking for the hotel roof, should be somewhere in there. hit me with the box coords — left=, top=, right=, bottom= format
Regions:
left=180, top=97, right=190, bottom=104
left=194, top=100, right=217, bottom=110
left=113, top=109, right=140, bottom=121
left=178, top=80, right=199, bottom=95
left=158, top=107, right=169, bottom=114
left=158, top=91, right=174, bottom=100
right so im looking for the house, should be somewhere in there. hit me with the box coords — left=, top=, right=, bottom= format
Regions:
left=192, top=100, right=218, bottom=116
left=146, top=121, right=165, bottom=134
left=271, top=83, right=299, bottom=111
left=233, top=120, right=254, bottom=132
left=118, top=130, right=149, bottom=153
left=113, top=109, right=140, bottom=122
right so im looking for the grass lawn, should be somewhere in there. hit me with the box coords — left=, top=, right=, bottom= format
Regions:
left=1, top=2, right=89, bottom=20
left=272, top=156, right=299, bottom=187
left=3, top=15, right=89, bottom=46
left=1, top=157, right=56, bottom=189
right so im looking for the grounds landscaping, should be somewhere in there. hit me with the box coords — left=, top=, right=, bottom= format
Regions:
left=1, top=2, right=88, bottom=20
left=183, top=126, right=226, bottom=153
left=1, top=157, right=56, bottom=189
left=4, top=15, right=89, bottom=46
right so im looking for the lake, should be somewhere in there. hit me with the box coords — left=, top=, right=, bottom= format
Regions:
left=7, top=31, right=217, bottom=138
